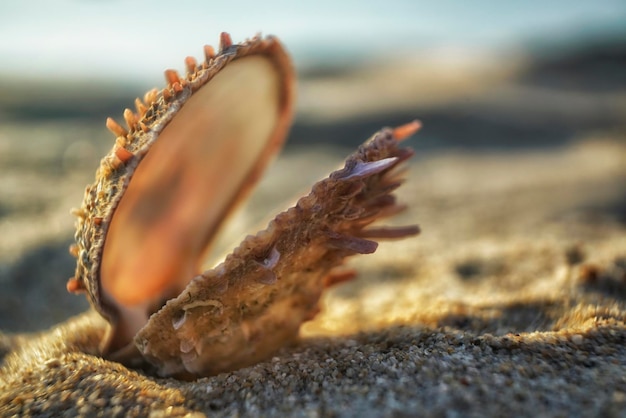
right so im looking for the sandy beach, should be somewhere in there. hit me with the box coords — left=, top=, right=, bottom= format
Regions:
left=0, top=41, right=625, bottom=416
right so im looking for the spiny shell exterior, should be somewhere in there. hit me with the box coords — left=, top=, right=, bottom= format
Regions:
left=136, top=127, right=418, bottom=377
left=70, top=35, right=294, bottom=324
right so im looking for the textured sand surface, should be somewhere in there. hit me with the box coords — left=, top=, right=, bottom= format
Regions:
left=0, top=118, right=625, bottom=416
left=1, top=40, right=626, bottom=416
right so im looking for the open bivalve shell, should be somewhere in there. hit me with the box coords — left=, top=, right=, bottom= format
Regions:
left=67, top=32, right=421, bottom=378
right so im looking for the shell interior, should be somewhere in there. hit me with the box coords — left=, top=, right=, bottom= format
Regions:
left=101, top=56, right=284, bottom=351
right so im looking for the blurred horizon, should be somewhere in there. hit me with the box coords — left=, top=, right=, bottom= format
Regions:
left=0, top=0, right=624, bottom=152
left=1, top=0, right=625, bottom=84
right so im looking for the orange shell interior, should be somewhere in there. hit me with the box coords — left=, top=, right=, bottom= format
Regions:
left=99, top=55, right=292, bottom=350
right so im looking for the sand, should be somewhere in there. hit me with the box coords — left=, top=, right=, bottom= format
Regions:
left=1, top=45, right=625, bottom=416
left=0, top=122, right=625, bottom=416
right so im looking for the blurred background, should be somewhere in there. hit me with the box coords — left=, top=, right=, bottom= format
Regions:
left=1, top=0, right=625, bottom=147
left=1, top=0, right=625, bottom=146
left=0, top=0, right=625, bottom=332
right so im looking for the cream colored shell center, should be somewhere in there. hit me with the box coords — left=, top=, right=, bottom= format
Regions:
left=100, top=56, right=281, bottom=345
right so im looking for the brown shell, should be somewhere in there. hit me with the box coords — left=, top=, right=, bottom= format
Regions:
left=69, top=34, right=294, bottom=328
left=135, top=126, right=420, bottom=377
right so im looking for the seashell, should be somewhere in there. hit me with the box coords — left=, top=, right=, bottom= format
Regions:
left=66, top=32, right=421, bottom=378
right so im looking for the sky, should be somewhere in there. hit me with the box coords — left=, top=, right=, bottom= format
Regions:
left=0, top=0, right=625, bottom=83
